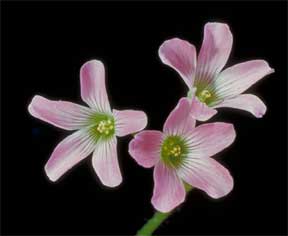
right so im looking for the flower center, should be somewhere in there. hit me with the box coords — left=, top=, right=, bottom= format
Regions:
left=88, top=113, right=115, bottom=141
left=197, top=89, right=212, bottom=103
left=96, top=119, right=114, bottom=135
left=161, top=135, right=188, bottom=168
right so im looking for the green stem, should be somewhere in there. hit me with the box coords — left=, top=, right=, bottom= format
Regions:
left=136, top=211, right=172, bottom=236
left=136, top=184, right=193, bottom=236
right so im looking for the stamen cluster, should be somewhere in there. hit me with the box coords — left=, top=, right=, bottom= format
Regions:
left=161, top=135, right=187, bottom=168
left=96, top=119, right=114, bottom=135
left=198, top=89, right=212, bottom=103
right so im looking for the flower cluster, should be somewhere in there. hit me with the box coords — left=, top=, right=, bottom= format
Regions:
left=28, top=22, right=273, bottom=214
left=129, top=22, right=273, bottom=212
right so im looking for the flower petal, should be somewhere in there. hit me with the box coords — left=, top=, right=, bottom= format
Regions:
left=152, top=162, right=186, bottom=212
left=45, top=128, right=95, bottom=182
left=178, top=157, right=233, bottom=198
left=28, top=95, right=93, bottom=130
left=129, top=130, right=163, bottom=168
left=213, top=94, right=267, bottom=118
left=92, top=137, right=122, bottom=187
left=195, top=22, right=233, bottom=86
left=214, top=60, right=274, bottom=99
left=163, top=97, right=196, bottom=136
left=159, top=38, right=197, bottom=88
left=113, top=109, right=148, bottom=137
left=80, top=60, right=111, bottom=112
left=190, top=96, right=217, bottom=121
left=186, top=122, right=236, bottom=158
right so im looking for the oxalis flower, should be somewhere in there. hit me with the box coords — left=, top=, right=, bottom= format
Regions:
left=28, top=60, right=147, bottom=187
left=159, top=22, right=274, bottom=121
left=129, top=97, right=236, bottom=212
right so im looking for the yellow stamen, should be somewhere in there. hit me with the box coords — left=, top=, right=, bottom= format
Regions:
left=168, top=144, right=181, bottom=157
left=198, top=89, right=212, bottom=103
left=96, top=119, right=114, bottom=135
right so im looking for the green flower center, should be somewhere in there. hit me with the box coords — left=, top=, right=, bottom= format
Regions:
left=191, top=86, right=219, bottom=106
left=88, top=113, right=115, bottom=142
left=197, top=89, right=212, bottom=103
left=161, top=135, right=188, bottom=168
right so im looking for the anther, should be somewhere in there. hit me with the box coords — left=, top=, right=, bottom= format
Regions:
left=198, top=89, right=212, bottom=103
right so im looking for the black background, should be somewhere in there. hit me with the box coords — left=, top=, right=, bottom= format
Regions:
left=1, top=1, right=287, bottom=235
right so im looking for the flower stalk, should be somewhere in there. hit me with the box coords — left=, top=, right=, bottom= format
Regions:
left=136, top=211, right=172, bottom=236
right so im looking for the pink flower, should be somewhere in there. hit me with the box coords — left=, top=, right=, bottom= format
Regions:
left=129, top=97, right=236, bottom=212
left=159, top=22, right=274, bottom=121
left=28, top=60, right=147, bottom=187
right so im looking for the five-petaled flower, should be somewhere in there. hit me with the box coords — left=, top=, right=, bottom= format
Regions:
left=159, top=22, right=274, bottom=121
left=28, top=60, right=147, bottom=187
left=129, top=97, right=236, bottom=212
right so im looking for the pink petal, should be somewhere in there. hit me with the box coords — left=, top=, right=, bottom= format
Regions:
left=190, top=96, right=218, bottom=121
left=195, top=22, right=233, bottom=86
left=186, top=122, right=236, bottom=158
left=113, top=109, right=148, bottom=137
left=159, top=38, right=197, bottom=88
left=152, top=162, right=186, bottom=212
left=45, top=128, right=95, bottom=182
left=28, top=95, right=93, bottom=130
left=128, top=130, right=163, bottom=168
left=80, top=60, right=111, bottom=112
left=92, top=137, right=122, bottom=187
left=178, top=157, right=233, bottom=198
left=163, top=97, right=196, bottom=136
left=214, top=60, right=274, bottom=99
left=213, top=94, right=267, bottom=118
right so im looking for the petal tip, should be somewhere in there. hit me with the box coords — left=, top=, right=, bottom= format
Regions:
left=203, top=162, right=234, bottom=199
left=80, top=59, right=105, bottom=84
left=151, top=192, right=186, bottom=213
left=267, top=66, right=275, bottom=75
left=28, top=95, right=43, bottom=117
left=203, top=22, right=233, bottom=49
left=102, top=176, right=123, bottom=188
left=44, top=164, right=59, bottom=182
left=140, top=111, right=148, bottom=130
left=220, top=122, right=237, bottom=144
left=210, top=175, right=234, bottom=199
left=28, top=95, right=40, bottom=107
left=206, top=21, right=230, bottom=28
left=128, top=138, right=137, bottom=159
left=128, top=130, right=162, bottom=168
left=255, top=105, right=267, bottom=118
left=258, top=60, right=275, bottom=74
left=113, top=109, right=148, bottom=137
left=158, top=37, right=197, bottom=88
left=80, top=59, right=104, bottom=71
left=247, top=60, right=274, bottom=77
left=229, top=124, right=237, bottom=142
left=159, top=37, right=196, bottom=58
left=205, top=22, right=231, bottom=34
left=151, top=201, right=171, bottom=213
left=27, top=103, right=34, bottom=116
left=128, top=137, right=152, bottom=168
left=92, top=161, right=123, bottom=188
left=250, top=95, right=267, bottom=118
